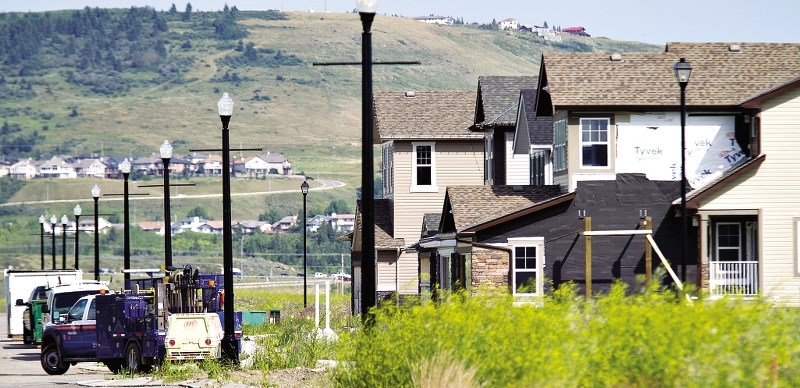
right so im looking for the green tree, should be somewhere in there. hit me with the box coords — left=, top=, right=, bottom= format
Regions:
left=182, top=3, right=192, bottom=21
left=325, top=199, right=352, bottom=215
left=187, top=206, right=211, bottom=220
left=169, top=3, right=177, bottom=13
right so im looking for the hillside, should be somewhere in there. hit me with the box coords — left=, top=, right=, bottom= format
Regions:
left=0, top=8, right=659, bottom=174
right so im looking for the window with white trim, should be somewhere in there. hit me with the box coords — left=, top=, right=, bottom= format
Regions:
left=553, top=119, right=567, bottom=172
left=412, top=142, right=437, bottom=192
left=530, top=150, right=549, bottom=185
left=580, top=118, right=609, bottom=167
left=716, top=222, right=741, bottom=261
left=509, top=237, right=545, bottom=296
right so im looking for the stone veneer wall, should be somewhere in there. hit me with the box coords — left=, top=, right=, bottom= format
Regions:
left=470, top=247, right=511, bottom=294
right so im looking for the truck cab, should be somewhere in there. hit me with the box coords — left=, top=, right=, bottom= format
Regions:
left=40, top=294, right=102, bottom=375
left=18, top=285, right=49, bottom=345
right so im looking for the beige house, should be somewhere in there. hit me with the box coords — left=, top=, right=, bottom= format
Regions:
left=9, top=159, right=37, bottom=179
left=535, top=42, right=800, bottom=301
left=351, top=90, right=483, bottom=301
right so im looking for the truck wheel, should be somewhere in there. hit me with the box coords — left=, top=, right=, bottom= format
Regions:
left=41, top=344, right=70, bottom=375
left=104, top=359, right=124, bottom=374
left=125, top=343, right=143, bottom=373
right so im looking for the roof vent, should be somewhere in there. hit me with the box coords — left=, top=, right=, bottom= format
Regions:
left=729, top=44, right=742, bottom=52
left=609, top=52, right=623, bottom=61
left=404, top=91, right=416, bottom=98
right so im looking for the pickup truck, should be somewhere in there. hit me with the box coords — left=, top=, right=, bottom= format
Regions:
left=41, top=294, right=112, bottom=375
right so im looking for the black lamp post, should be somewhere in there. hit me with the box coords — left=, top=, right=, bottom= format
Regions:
left=120, top=158, right=132, bottom=282
left=60, top=214, right=68, bottom=269
left=160, top=142, right=173, bottom=268
left=301, top=180, right=309, bottom=308
left=73, top=205, right=81, bottom=270
left=92, top=184, right=101, bottom=281
left=39, top=215, right=46, bottom=270
left=217, top=92, right=238, bottom=364
left=357, top=0, right=377, bottom=323
left=674, top=57, right=692, bottom=283
left=50, top=215, right=57, bottom=270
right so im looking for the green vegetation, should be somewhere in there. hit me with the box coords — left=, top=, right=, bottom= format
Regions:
left=332, top=284, right=800, bottom=387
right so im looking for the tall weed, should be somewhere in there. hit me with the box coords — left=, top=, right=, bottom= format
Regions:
left=331, top=283, right=800, bottom=387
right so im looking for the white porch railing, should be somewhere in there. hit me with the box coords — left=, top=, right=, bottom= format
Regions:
left=709, top=261, right=759, bottom=296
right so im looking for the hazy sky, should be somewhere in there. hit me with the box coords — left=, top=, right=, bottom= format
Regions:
left=1, top=1, right=798, bottom=45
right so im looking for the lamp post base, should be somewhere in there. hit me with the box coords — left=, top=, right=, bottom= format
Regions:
left=221, top=335, right=239, bottom=365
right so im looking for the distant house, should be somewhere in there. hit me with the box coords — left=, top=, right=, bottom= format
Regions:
left=174, top=216, right=207, bottom=234
left=38, top=157, right=76, bottom=179
left=9, top=159, right=37, bottom=179
left=246, top=152, right=292, bottom=176
left=137, top=221, right=165, bottom=235
left=498, top=18, right=518, bottom=31
left=306, top=215, right=331, bottom=232
left=74, top=158, right=107, bottom=178
left=198, top=220, right=225, bottom=235
left=272, top=215, right=298, bottom=232
left=412, top=15, right=454, bottom=25
left=330, top=213, right=356, bottom=232
left=533, top=25, right=562, bottom=42
left=198, top=155, right=223, bottom=175
left=562, top=26, right=590, bottom=37
left=236, top=220, right=272, bottom=234
left=78, top=217, right=112, bottom=234
left=132, top=156, right=161, bottom=176
left=0, top=163, right=9, bottom=177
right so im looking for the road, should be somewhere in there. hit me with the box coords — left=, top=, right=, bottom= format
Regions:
left=0, top=313, right=187, bottom=387
left=0, top=177, right=346, bottom=207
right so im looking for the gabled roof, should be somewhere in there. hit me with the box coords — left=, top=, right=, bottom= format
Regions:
left=539, top=42, right=800, bottom=109
left=474, top=76, right=538, bottom=128
left=421, top=213, right=441, bottom=238
left=516, top=89, right=553, bottom=151
left=354, top=199, right=405, bottom=250
left=256, top=152, right=289, bottom=163
left=444, top=185, right=563, bottom=231
left=374, top=91, right=479, bottom=141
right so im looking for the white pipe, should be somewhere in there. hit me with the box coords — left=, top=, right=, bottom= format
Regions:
left=325, top=280, right=331, bottom=330
left=314, top=283, right=320, bottom=329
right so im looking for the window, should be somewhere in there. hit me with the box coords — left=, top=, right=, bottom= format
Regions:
left=716, top=222, right=741, bottom=261
left=87, top=299, right=96, bottom=320
left=530, top=150, right=549, bottom=185
left=412, top=142, right=437, bottom=192
left=381, top=143, right=394, bottom=197
left=553, top=119, right=567, bottom=172
left=485, top=136, right=493, bottom=183
left=509, top=237, right=544, bottom=296
left=580, top=118, right=610, bottom=167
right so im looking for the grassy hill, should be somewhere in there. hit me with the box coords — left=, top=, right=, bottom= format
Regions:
left=0, top=9, right=659, bottom=268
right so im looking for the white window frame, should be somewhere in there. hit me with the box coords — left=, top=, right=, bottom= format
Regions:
left=579, top=118, right=610, bottom=168
left=715, top=222, right=741, bottom=261
left=530, top=148, right=551, bottom=185
left=553, top=119, right=567, bottom=172
left=508, top=237, right=545, bottom=296
left=411, top=142, right=438, bottom=192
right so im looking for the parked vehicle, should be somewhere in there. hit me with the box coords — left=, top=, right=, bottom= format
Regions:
left=4, top=269, right=82, bottom=341
left=40, top=266, right=242, bottom=375
left=20, top=285, right=48, bottom=345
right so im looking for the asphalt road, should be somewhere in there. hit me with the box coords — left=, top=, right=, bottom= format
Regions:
left=0, top=313, right=179, bottom=387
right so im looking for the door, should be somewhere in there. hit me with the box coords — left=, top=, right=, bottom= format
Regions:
left=62, top=298, right=87, bottom=356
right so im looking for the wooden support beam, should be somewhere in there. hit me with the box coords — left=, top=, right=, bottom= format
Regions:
left=645, top=216, right=652, bottom=288
left=585, top=216, right=592, bottom=301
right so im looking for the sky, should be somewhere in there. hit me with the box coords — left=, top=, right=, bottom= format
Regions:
left=1, top=0, right=798, bottom=45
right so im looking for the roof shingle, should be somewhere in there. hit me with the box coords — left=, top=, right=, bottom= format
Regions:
left=543, top=42, right=800, bottom=107
left=374, top=91, right=479, bottom=141
left=447, top=185, right=562, bottom=231
left=475, top=76, right=538, bottom=127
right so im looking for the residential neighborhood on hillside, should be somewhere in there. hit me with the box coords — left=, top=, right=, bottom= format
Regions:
left=0, top=151, right=293, bottom=180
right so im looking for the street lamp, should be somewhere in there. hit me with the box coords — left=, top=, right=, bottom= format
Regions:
left=357, top=0, right=377, bottom=322
left=120, top=158, right=132, bottom=283
left=674, top=57, right=692, bottom=283
left=301, top=180, right=309, bottom=308
left=73, top=204, right=81, bottom=270
left=217, top=92, right=237, bottom=364
left=160, top=141, right=174, bottom=268
left=50, top=215, right=57, bottom=270
left=60, top=214, right=68, bottom=269
left=92, top=184, right=101, bottom=281
left=39, top=215, right=46, bottom=270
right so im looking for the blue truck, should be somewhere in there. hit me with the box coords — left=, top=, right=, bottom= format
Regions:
left=40, top=266, right=241, bottom=375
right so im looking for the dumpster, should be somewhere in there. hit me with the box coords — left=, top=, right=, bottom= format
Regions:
left=241, top=311, right=267, bottom=326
